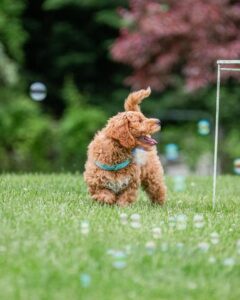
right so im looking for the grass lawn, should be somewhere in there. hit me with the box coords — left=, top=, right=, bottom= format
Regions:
left=0, top=174, right=240, bottom=300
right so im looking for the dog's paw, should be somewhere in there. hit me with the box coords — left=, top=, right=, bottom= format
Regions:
left=92, top=191, right=116, bottom=205
left=116, top=199, right=131, bottom=207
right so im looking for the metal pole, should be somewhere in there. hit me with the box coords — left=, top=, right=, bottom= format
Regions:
left=212, top=63, right=221, bottom=209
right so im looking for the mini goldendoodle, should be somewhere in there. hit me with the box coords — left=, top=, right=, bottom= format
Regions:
left=84, top=87, right=166, bottom=206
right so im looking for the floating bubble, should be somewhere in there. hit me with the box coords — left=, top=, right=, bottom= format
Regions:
left=113, top=251, right=126, bottom=259
left=176, top=242, right=184, bottom=250
left=145, top=241, right=156, bottom=255
left=30, top=82, right=47, bottom=101
left=130, top=213, right=141, bottom=229
left=176, top=214, right=187, bottom=230
left=193, top=214, right=205, bottom=228
left=168, top=216, right=176, bottom=228
left=80, top=220, right=89, bottom=235
left=233, top=158, right=240, bottom=175
left=152, top=227, right=162, bottom=239
left=187, top=282, right=197, bottom=290
left=198, top=119, right=210, bottom=136
left=165, top=144, right=179, bottom=161
left=198, top=242, right=209, bottom=252
left=223, top=257, right=235, bottom=267
left=130, top=222, right=141, bottom=229
left=106, top=249, right=116, bottom=256
left=210, top=232, right=219, bottom=245
left=208, top=256, right=216, bottom=264
left=80, top=273, right=91, bottom=288
left=119, top=213, right=128, bottom=225
left=112, top=260, right=127, bottom=269
left=236, top=240, right=240, bottom=254
left=112, top=251, right=127, bottom=269
left=173, top=175, right=186, bottom=192
left=130, top=213, right=141, bottom=222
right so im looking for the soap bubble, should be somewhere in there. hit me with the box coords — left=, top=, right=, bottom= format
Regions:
left=130, top=222, right=141, bottom=229
left=112, top=251, right=127, bottom=269
left=152, top=227, right=162, bottom=239
left=210, top=232, right=219, bottom=245
left=119, top=213, right=128, bottom=225
left=130, top=213, right=140, bottom=221
left=80, top=273, right=91, bottom=288
left=165, top=144, right=179, bottom=161
left=208, top=256, right=216, bottom=264
left=145, top=241, right=156, bottom=255
left=233, top=158, right=240, bottom=175
left=176, top=242, right=184, bottom=250
left=130, top=213, right=141, bottom=229
left=80, top=220, right=89, bottom=235
left=198, top=119, right=210, bottom=135
left=106, top=249, right=116, bottom=256
left=168, top=216, right=176, bottom=228
left=193, top=214, right=204, bottom=228
left=112, top=260, right=127, bottom=269
left=30, top=82, right=47, bottom=101
left=198, top=242, right=209, bottom=252
left=187, top=281, right=197, bottom=290
left=223, top=257, right=235, bottom=267
left=176, top=214, right=187, bottom=230
left=236, top=240, right=240, bottom=254
left=173, top=175, right=186, bottom=192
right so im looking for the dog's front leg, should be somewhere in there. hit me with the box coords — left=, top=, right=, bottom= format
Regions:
left=90, top=187, right=116, bottom=205
left=116, top=181, right=139, bottom=207
left=141, top=150, right=167, bottom=205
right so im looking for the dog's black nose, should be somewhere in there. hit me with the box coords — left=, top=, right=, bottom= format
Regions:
left=156, top=119, right=161, bottom=125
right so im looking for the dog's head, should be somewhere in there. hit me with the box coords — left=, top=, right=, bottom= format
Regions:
left=105, top=111, right=161, bottom=151
left=105, top=87, right=161, bottom=150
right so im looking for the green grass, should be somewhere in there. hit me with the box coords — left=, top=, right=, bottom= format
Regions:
left=0, top=174, right=240, bottom=300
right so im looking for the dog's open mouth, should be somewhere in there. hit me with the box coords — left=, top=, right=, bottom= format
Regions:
left=137, top=135, right=158, bottom=146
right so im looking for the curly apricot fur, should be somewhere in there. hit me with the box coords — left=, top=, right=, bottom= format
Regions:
left=84, top=88, right=166, bottom=206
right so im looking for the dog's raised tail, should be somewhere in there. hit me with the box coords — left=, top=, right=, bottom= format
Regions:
left=124, top=87, right=151, bottom=112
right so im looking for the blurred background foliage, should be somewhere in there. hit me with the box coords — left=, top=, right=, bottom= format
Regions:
left=0, top=0, right=239, bottom=173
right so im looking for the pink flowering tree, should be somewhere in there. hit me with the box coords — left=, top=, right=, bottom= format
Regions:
left=111, top=0, right=240, bottom=91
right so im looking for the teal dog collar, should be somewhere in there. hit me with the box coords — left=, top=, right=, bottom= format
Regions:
left=95, top=158, right=131, bottom=171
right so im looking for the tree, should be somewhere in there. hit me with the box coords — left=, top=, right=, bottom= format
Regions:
left=0, top=0, right=26, bottom=86
left=23, top=0, right=129, bottom=115
left=111, top=0, right=240, bottom=91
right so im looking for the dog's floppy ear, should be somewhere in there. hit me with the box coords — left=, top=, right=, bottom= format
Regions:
left=105, top=113, right=135, bottom=149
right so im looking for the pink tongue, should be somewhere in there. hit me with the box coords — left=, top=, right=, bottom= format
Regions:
left=141, top=136, right=158, bottom=145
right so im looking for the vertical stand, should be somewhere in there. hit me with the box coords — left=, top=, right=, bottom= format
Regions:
left=212, top=60, right=240, bottom=209
left=212, top=64, right=221, bottom=209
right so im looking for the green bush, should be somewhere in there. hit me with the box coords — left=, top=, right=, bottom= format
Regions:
left=0, top=79, right=238, bottom=173
left=57, top=77, right=107, bottom=171
left=160, top=124, right=213, bottom=171
left=0, top=88, right=57, bottom=172
left=223, top=129, right=240, bottom=173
